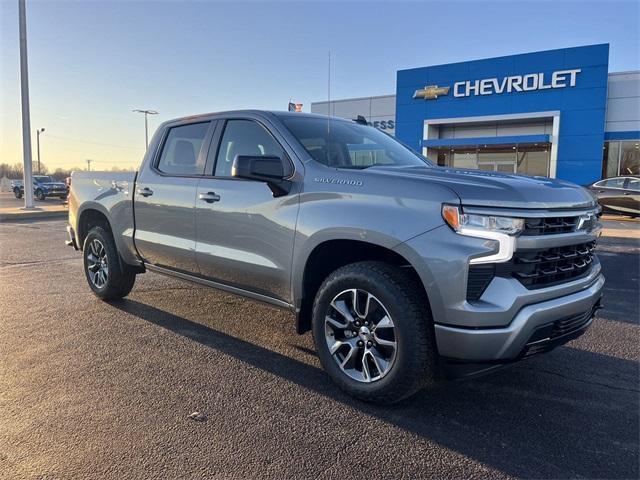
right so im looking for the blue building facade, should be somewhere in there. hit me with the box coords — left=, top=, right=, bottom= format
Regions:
left=396, top=44, right=613, bottom=185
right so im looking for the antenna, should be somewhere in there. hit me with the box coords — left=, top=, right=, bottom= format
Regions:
left=327, top=50, right=331, bottom=135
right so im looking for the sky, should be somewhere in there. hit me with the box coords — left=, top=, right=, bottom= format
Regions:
left=1, top=0, right=639, bottom=172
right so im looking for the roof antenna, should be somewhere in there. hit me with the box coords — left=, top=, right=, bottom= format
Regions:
left=327, top=49, right=331, bottom=135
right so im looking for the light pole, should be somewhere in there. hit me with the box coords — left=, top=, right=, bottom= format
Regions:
left=36, top=127, right=45, bottom=174
left=18, top=0, right=35, bottom=209
left=132, top=109, right=158, bottom=149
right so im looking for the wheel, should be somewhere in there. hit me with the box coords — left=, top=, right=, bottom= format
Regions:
left=35, top=189, right=45, bottom=201
left=14, top=189, right=22, bottom=199
left=312, top=261, right=437, bottom=404
left=83, top=226, right=136, bottom=300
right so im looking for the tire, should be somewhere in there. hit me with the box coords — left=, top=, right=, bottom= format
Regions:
left=35, top=189, right=45, bottom=201
left=312, top=261, right=437, bottom=404
left=14, top=189, right=22, bottom=199
left=83, top=226, right=136, bottom=300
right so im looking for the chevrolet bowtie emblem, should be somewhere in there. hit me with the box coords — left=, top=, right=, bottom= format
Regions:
left=413, top=85, right=450, bottom=100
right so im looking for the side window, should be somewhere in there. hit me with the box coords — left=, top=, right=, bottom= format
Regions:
left=157, top=122, right=210, bottom=175
left=601, top=178, right=627, bottom=188
left=627, top=178, right=639, bottom=191
left=215, top=120, right=285, bottom=177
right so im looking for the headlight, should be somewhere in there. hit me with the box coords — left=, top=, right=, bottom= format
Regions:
left=442, top=205, right=523, bottom=264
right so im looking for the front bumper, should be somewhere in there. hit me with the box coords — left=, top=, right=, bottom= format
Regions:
left=433, top=273, right=604, bottom=362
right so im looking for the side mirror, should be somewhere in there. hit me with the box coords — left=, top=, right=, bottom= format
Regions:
left=232, top=155, right=293, bottom=196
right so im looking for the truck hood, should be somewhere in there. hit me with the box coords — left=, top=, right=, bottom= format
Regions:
left=369, top=165, right=596, bottom=210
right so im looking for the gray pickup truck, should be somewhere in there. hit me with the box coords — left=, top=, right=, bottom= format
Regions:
left=67, top=110, right=604, bottom=403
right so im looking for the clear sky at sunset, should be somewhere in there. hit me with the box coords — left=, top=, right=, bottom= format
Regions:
left=1, top=0, right=639, bottom=171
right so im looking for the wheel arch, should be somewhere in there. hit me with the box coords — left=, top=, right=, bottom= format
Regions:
left=294, top=238, right=431, bottom=334
left=77, top=206, right=144, bottom=274
left=77, top=206, right=113, bottom=250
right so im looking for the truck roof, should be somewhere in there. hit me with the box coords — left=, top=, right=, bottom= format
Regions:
left=160, top=110, right=352, bottom=126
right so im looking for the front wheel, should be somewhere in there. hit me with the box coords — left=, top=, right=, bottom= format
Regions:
left=83, top=226, right=136, bottom=300
left=312, top=261, right=438, bottom=404
left=35, top=189, right=45, bottom=201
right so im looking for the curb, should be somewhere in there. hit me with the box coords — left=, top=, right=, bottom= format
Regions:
left=0, top=210, right=68, bottom=223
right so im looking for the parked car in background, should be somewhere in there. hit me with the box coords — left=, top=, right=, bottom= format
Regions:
left=588, top=175, right=639, bottom=217
left=12, top=175, right=68, bottom=201
left=10, top=179, right=23, bottom=198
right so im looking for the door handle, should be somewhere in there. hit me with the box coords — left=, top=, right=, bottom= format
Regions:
left=199, top=191, right=221, bottom=203
left=138, top=187, right=154, bottom=197
left=623, top=192, right=631, bottom=196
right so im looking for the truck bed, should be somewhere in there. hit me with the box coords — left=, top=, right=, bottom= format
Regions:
left=68, top=170, right=139, bottom=264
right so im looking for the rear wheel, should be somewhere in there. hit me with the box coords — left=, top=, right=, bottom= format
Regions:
left=312, top=261, right=437, bottom=404
left=83, top=226, right=136, bottom=300
left=14, top=189, right=22, bottom=199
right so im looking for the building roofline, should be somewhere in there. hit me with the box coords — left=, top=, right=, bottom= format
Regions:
left=311, top=94, right=395, bottom=105
left=609, top=70, right=640, bottom=76
left=397, top=43, right=610, bottom=73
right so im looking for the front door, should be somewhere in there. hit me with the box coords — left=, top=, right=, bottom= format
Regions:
left=195, top=118, right=299, bottom=303
left=134, top=121, right=214, bottom=273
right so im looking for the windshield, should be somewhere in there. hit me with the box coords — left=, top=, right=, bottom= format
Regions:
left=34, top=176, right=54, bottom=183
left=281, top=116, right=431, bottom=169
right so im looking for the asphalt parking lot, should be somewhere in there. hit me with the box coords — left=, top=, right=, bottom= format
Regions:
left=1, top=219, right=638, bottom=479
left=0, top=191, right=67, bottom=209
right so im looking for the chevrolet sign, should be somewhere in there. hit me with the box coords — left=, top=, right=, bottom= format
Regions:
left=412, top=69, right=581, bottom=100
left=413, top=85, right=450, bottom=100
left=454, top=69, right=581, bottom=97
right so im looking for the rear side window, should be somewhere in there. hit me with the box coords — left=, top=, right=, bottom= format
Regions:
left=598, top=178, right=627, bottom=188
left=157, top=122, right=210, bottom=175
left=215, top=120, right=285, bottom=177
left=627, top=178, right=639, bottom=191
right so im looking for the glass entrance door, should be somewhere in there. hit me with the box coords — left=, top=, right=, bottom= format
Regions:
left=478, top=161, right=517, bottom=173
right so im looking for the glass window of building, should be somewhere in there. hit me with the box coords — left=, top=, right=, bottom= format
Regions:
left=477, top=145, right=516, bottom=172
left=602, top=141, right=621, bottom=178
left=452, top=148, right=477, bottom=169
left=517, top=145, right=550, bottom=177
left=619, top=141, right=640, bottom=175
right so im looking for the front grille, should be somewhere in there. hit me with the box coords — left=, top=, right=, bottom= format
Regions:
left=466, top=240, right=597, bottom=300
left=512, top=241, right=596, bottom=289
left=522, top=216, right=579, bottom=236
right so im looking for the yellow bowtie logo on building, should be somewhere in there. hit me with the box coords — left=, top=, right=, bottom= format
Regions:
left=413, top=85, right=451, bottom=100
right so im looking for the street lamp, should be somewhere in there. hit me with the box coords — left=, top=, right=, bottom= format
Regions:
left=132, top=109, right=158, bottom=149
left=18, top=0, right=35, bottom=209
left=36, top=127, right=45, bottom=174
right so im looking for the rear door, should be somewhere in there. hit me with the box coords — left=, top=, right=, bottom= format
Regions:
left=134, top=120, right=215, bottom=273
left=621, top=178, right=640, bottom=214
left=593, top=178, right=628, bottom=214
left=194, top=116, right=300, bottom=303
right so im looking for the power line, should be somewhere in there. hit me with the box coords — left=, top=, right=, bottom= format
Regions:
left=45, top=134, right=145, bottom=150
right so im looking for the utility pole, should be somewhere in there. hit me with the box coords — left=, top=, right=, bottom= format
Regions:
left=132, top=109, right=158, bottom=149
left=86, top=159, right=93, bottom=171
left=36, top=127, right=45, bottom=174
left=18, top=0, right=35, bottom=209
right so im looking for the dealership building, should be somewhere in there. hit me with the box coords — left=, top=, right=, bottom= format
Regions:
left=311, top=44, right=639, bottom=185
